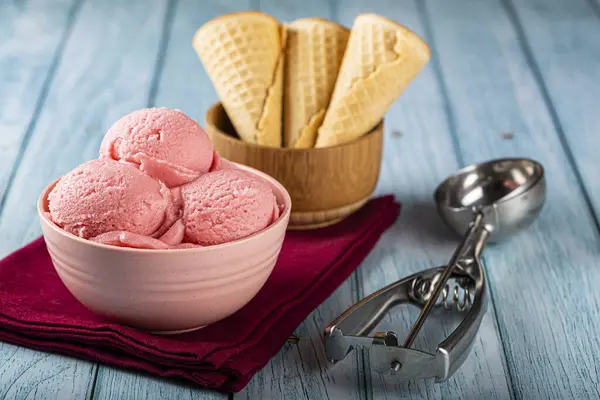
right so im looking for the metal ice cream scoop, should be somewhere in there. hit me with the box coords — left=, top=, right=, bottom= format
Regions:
left=324, top=158, right=546, bottom=381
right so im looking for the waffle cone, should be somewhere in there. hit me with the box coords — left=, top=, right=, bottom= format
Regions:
left=315, top=14, right=430, bottom=148
left=283, top=18, right=349, bottom=148
left=193, top=11, right=284, bottom=147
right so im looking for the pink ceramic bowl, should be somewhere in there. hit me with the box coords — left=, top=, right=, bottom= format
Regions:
left=38, top=164, right=291, bottom=334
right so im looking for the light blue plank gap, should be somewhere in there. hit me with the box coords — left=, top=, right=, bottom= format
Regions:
left=0, top=0, right=83, bottom=218
left=328, top=0, right=338, bottom=25
left=88, top=369, right=99, bottom=400
left=418, top=1, right=516, bottom=398
left=352, top=260, right=370, bottom=400
left=472, top=260, right=516, bottom=400
left=415, top=0, right=464, bottom=168
left=501, top=0, right=600, bottom=233
left=147, top=0, right=177, bottom=107
left=339, top=2, right=370, bottom=398
left=585, top=0, right=600, bottom=18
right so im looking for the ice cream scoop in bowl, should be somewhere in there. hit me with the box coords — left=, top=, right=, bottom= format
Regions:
left=38, top=163, right=291, bottom=334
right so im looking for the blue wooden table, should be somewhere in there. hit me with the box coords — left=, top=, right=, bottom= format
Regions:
left=1, top=0, right=600, bottom=398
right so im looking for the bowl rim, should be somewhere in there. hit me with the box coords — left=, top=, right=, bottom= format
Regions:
left=205, top=102, right=384, bottom=153
left=38, top=163, right=292, bottom=254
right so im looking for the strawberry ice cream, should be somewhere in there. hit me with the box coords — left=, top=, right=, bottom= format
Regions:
left=44, top=107, right=282, bottom=250
left=91, top=227, right=198, bottom=250
left=91, top=231, right=173, bottom=249
left=100, top=108, right=214, bottom=187
left=181, top=169, right=279, bottom=246
left=48, top=158, right=178, bottom=240
left=210, top=149, right=237, bottom=172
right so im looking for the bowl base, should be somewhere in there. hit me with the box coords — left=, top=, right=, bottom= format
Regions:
left=288, top=217, right=345, bottom=230
left=288, top=197, right=369, bottom=230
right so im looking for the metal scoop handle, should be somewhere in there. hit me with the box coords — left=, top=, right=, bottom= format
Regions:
left=403, top=212, right=486, bottom=348
left=324, top=229, right=488, bottom=381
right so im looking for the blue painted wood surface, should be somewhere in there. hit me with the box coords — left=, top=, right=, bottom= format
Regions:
left=1, top=0, right=599, bottom=398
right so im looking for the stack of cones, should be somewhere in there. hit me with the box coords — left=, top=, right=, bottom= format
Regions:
left=193, top=12, right=430, bottom=149
left=283, top=18, right=349, bottom=148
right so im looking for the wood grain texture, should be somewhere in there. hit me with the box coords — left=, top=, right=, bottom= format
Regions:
left=0, top=342, right=95, bottom=400
left=423, top=0, right=600, bottom=398
left=337, top=1, right=512, bottom=399
left=206, top=103, right=383, bottom=227
left=507, top=0, right=600, bottom=227
left=0, top=0, right=78, bottom=212
left=237, top=283, right=366, bottom=400
left=239, top=1, right=367, bottom=399
left=92, top=368, right=224, bottom=400
left=588, top=0, right=600, bottom=16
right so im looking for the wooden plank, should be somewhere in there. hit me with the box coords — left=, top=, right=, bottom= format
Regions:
left=232, top=1, right=366, bottom=399
left=335, top=1, right=512, bottom=399
left=235, top=284, right=366, bottom=400
left=589, top=0, right=600, bottom=16
left=0, top=0, right=175, bottom=398
left=258, top=0, right=335, bottom=22
left=0, top=342, right=95, bottom=400
left=0, top=0, right=78, bottom=217
left=92, top=369, right=225, bottom=400
left=507, top=0, right=600, bottom=227
left=422, top=0, right=600, bottom=398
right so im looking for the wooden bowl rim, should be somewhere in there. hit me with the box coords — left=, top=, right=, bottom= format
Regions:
left=205, top=102, right=384, bottom=153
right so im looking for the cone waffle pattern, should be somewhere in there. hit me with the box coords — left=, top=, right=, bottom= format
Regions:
left=315, top=14, right=430, bottom=148
left=193, top=12, right=284, bottom=147
left=283, top=19, right=349, bottom=148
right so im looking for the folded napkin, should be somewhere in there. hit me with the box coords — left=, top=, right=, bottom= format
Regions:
left=0, top=196, right=399, bottom=392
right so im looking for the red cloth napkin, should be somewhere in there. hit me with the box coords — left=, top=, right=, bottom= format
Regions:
left=0, top=196, right=399, bottom=392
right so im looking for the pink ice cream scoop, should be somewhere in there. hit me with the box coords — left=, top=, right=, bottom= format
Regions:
left=181, top=169, right=279, bottom=246
left=48, top=158, right=177, bottom=239
left=91, top=224, right=198, bottom=250
left=100, top=107, right=214, bottom=187
left=209, top=149, right=237, bottom=172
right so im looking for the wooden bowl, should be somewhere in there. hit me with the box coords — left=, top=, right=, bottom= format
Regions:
left=205, top=102, right=383, bottom=230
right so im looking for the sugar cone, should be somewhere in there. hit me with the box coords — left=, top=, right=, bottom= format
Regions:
left=283, top=18, right=349, bottom=148
left=192, top=11, right=285, bottom=148
left=315, top=14, right=430, bottom=148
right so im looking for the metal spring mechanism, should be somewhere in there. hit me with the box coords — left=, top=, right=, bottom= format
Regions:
left=410, top=274, right=473, bottom=311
